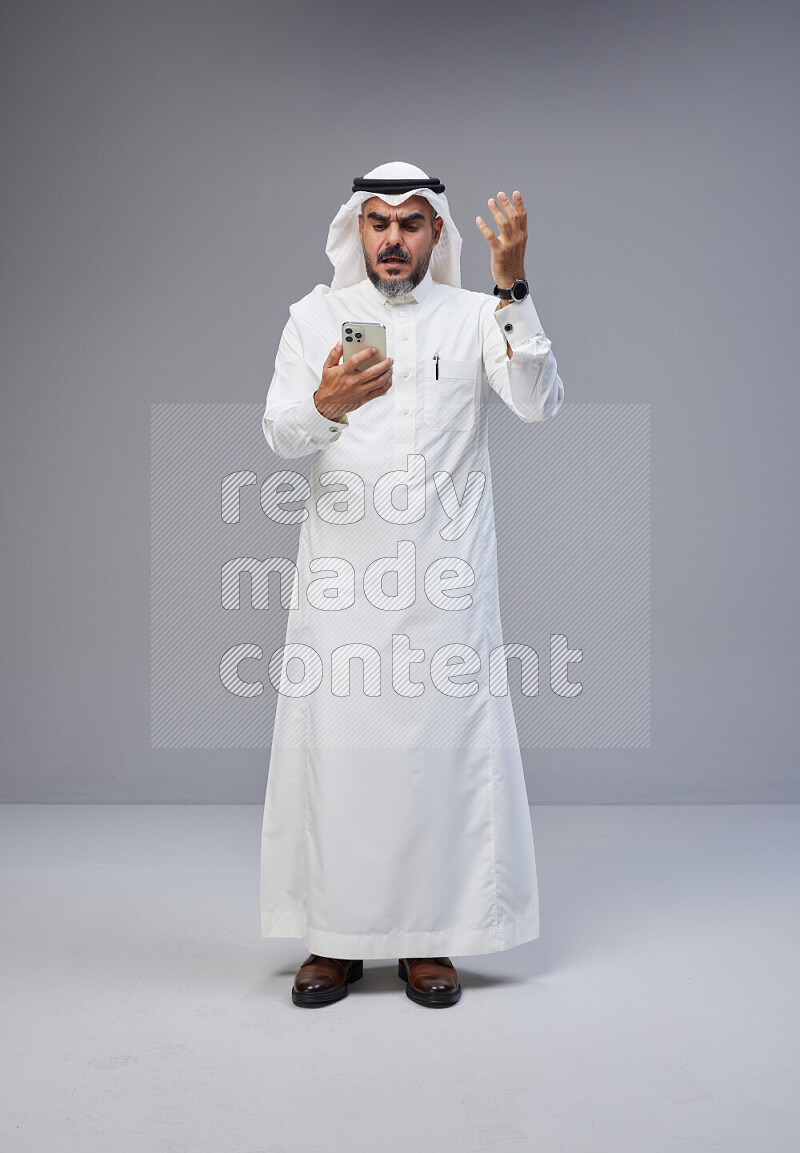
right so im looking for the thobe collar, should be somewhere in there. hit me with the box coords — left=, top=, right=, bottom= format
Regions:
left=361, top=268, right=436, bottom=309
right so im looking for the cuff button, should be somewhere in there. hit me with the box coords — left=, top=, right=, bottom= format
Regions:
left=504, top=323, right=513, bottom=332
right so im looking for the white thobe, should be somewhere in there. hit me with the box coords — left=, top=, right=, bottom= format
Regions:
left=259, top=268, right=564, bottom=960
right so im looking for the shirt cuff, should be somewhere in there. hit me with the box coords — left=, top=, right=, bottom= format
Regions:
left=493, top=295, right=546, bottom=349
left=296, top=391, right=350, bottom=442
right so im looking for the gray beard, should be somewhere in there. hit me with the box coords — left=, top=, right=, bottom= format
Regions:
left=363, top=240, right=434, bottom=298
left=368, top=269, right=419, bottom=298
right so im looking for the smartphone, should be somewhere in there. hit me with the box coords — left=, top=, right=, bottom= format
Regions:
left=342, top=322, right=387, bottom=372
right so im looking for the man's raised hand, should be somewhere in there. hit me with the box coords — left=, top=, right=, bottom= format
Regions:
left=475, top=190, right=528, bottom=290
left=314, top=341, right=394, bottom=421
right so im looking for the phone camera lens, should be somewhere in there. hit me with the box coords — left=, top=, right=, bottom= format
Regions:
left=345, top=336, right=353, bottom=342
left=355, top=332, right=363, bottom=339
left=344, top=327, right=353, bottom=335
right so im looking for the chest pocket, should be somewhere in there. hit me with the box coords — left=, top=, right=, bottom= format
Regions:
left=423, top=358, right=479, bottom=432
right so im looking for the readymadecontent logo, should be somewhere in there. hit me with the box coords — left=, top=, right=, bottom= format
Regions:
left=150, top=403, right=649, bottom=748
left=217, top=454, right=583, bottom=701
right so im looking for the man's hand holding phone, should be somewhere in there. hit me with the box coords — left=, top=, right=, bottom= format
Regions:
left=314, top=341, right=393, bottom=421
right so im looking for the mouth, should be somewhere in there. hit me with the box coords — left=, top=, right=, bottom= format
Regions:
left=381, top=258, right=408, bottom=270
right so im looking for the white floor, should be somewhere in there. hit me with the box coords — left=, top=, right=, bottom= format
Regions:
left=1, top=804, right=798, bottom=1153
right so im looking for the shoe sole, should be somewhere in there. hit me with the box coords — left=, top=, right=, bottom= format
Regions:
left=397, top=958, right=462, bottom=1007
left=291, top=959, right=364, bottom=1007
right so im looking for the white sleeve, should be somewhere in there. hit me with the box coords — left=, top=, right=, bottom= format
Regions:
left=262, top=314, right=349, bottom=459
left=481, top=294, right=564, bottom=422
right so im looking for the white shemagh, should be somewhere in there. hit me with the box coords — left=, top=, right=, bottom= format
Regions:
left=325, top=160, right=463, bottom=290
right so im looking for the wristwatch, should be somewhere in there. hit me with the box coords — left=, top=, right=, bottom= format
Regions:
left=493, top=279, right=529, bottom=302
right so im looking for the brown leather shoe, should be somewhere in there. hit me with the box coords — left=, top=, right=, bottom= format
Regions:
left=291, top=954, right=364, bottom=1007
left=398, top=956, right=462, bottom=1007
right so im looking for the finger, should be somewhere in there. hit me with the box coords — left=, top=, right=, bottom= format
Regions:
left=357, top=362, right=393, bottom=391
left=358, top=356, right=393, bottom=383
left=512, top=190, right=528, bottom=231
left=364, top=377, right=393, bottom=400
left=499, top=191, right=525, bottom=238
left=324, top=341, right=343, bottom=368
left=351, top=352, right=393, bottom=378
left=475, top=216, right=499, bottom=245
left=497, top=191, right=519, bottom=228
left=349, top=344, right=383, bottom=368
left=487, top=196, right=512, bottom=232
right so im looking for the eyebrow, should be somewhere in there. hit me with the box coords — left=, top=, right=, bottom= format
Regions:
left=366, top=211, right=426, bottom=224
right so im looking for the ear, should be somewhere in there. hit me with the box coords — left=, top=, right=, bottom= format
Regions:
left=433, top=215, right=444, bottom=245
left=358, top=213, right=364, bottom=239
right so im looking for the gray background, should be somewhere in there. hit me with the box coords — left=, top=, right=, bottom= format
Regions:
left=1, top=0, right=797, bottom=802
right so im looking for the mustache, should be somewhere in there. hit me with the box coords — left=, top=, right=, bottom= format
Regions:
left=378, top=245, right=412, bottom=263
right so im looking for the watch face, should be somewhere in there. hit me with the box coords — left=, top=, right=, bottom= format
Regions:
left=511, top=280, right=528, bottom=301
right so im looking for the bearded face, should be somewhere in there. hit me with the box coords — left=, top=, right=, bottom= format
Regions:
left=358, top=195, right=442, bottom=298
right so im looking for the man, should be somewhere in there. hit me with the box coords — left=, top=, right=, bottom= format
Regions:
left=259, top=161, right=564, bottom=1008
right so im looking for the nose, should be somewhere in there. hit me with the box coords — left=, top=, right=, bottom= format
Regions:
left=386, top=220, right=404, bottom=246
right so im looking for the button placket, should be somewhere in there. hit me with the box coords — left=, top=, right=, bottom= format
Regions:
left=391, top=306, right=417, bottom=470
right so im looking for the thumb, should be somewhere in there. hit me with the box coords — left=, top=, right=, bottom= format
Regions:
left=324, top=341, right=342, bottom=369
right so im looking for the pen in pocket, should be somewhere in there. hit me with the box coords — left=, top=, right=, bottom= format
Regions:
left=433, top=354, right=439, bottom=380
